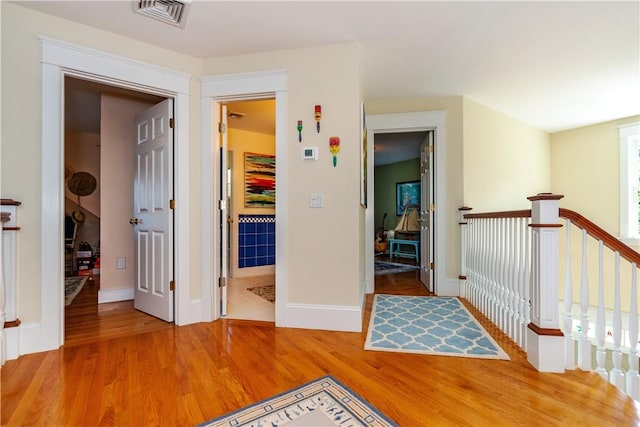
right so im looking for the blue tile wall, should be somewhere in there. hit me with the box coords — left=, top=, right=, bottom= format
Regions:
left=238, top=214, right=276, bottom=268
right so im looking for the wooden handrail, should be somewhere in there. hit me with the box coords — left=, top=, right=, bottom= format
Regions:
left=559, top=208, right=640, bottom=267
left=462, top=207, right=640, bottom=267
left=463, top=209, right=531, bottom=219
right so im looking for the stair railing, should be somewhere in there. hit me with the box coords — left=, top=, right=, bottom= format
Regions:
left=460, top=194, right=640, bottom=400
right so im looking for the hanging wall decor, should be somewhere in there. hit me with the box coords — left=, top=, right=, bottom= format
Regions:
left=329, top=136, right=340, bottom=167
left=244, top=152, right=276, bottom=207
left=297, top=120, right=303, bottom=142
left=314, top=105, right=322, bottom=133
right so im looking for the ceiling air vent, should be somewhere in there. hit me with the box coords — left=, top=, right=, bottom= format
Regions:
left=134, top=0, right=192, bottom=28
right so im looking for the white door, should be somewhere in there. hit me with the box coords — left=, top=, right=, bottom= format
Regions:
left=420, top=132, right=434, bottom=291
left=219, top=104, right=229, bottom=316
left=133, top=99, right=174, bottom=321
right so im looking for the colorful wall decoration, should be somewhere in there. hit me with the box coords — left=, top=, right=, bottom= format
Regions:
left=244, top=152, right=276, bottom=207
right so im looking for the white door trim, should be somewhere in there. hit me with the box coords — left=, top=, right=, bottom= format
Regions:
left=200, top=70, right=287, bottom=323
left=366, top=111, right=450, bottom=296
left=36, top=37, right=192, bottom=355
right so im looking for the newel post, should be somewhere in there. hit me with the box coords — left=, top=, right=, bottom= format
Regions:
left=459, top=207, right=472, bottom=299
left=526, top=193, right=565, bottom=372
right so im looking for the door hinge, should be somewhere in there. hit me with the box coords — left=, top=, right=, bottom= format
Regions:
left=169, top=118, right=175, bottom=129
left=430, top=262, right=435, bottom=270
left=169, top=199, right=175, bottom=210
left=169, top=280, right=175, bottom=291
left=430, top=204, right=436, bottom=212
left=429, top=145, right=434, bottom=153
left=219, top=122, right=227, bottom=133
left=219, top=277, right=227, bottom=288
left=218, top=200, right=226, bottom=210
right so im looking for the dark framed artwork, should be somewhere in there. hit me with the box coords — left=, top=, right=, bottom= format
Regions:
left=396, top=180, right=420, bottom=216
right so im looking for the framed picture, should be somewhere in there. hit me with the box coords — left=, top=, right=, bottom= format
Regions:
left=244, top=152, right=276, bottom=207
left=396, top=180, right=420, bottom=216
left=360, top=102, right=368, bottom=208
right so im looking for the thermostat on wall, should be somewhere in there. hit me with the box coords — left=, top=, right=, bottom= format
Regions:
left=301, top=146, right=318, bottom=160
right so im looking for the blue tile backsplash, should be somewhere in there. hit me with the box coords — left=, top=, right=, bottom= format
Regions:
left=238, top=214, right=275, bottom=268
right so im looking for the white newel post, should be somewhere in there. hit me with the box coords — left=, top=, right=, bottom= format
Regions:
left=459, top=207, right=472, bottom=299
left=526, top=193, right=565, bottom=373
left=1, top=211, right=8, bottom=365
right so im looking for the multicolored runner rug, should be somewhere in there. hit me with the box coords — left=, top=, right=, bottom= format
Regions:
left=197, top=375, right=397, bottom=426
left=247, top=284, right=275, bottom=303
left=365, top=295, right=509, bottom=360
left=374, top=260, right=419, bottom=275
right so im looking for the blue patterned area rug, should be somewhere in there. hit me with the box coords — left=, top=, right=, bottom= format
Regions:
left=365, top=295, right=510, bottom=360
left=197, top=375, right=397, bottom=427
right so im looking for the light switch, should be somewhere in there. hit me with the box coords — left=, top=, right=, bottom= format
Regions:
left=116, top=257, right=126, bottom=270
left=310, top=193, right=324, bottom=208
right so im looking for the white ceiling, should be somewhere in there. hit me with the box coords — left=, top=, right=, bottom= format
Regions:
left=20, top=0, right=639, bottom=166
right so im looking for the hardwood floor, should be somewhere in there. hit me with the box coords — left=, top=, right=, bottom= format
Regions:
left=3, top=271, right=639, bottom=426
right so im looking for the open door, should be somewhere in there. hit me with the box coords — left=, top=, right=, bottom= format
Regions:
left=132, top=99, right=174, bottom=321
left=219, top=104, right=229, bottom=316
left=420, top=131, right=434, bottom=292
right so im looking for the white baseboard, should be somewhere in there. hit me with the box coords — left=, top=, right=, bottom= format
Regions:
left=177, top=299, right=202, bottom=326
left=436, top=277, right=461, bottom=296
left=98, top=287, right=134, bottom=304
left=18, top=322, right=46, bottom=357
left=279, top=302, right=363, bottom=332
left=4, top=326, right=20, bottom=361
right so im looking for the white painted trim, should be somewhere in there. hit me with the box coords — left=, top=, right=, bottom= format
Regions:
left=366, top=111, right=450, bottom=296
left=200, top=70, right=288, bottom=325
left=283, top=303, right=363, bottom=332
left=4, top=327, right=20, bottom=361
left=40, top=36, right=190, bottom=94
left=39, top=37, right=192, bottom=357
left=17, top=322, right=42, bottom=357
left=98, top=287, right=134, bottom=304
left=619, top=122, right=640, bottom=240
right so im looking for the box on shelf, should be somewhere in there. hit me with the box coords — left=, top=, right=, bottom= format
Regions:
left=76, top=250, right=92, bottom=258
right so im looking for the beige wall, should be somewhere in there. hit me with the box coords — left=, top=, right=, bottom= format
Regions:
left=463, top=97, right=551, bottom=211
left=551, top=115, right=640, bottom=236
left=205, top=43, right=364, bottom=306
left=227, top=127, right=276, bottom=278
left=100, top=93, right=156, bottom=292
left=1, top=2, right=203, bottom=323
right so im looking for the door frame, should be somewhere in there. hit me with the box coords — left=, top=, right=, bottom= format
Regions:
left=200, top=70, right=287, bottom=323
left=366, top=111, right=450, bottom=295
left=38, top=37, right=192, bottom=353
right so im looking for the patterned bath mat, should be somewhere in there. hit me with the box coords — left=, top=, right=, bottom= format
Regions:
left=365, top=295, right=509, bottom=360
left=374, top=260, right=419, bottom=275
left=197, top=375, right=397, bottom=427
left=247, top=284, right=275, bottom=303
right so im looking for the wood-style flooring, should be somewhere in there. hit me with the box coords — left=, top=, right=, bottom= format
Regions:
left=2, top=270, right=639, bottom=426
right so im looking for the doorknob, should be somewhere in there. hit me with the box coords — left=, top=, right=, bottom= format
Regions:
left=129, top=218, right=143, bottom=225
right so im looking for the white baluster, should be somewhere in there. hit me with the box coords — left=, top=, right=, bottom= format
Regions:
left=498, top=218, right=506, bottom=330
left=564, top=219, right=575, bottom=369
left=610, top=252, right=625, bottom=389
left=522, top=216, right=530, bottom=350
left=509, top=218, right=518, bottom=343
left=595, top=241, right=607, bottom=378
left=491, top=218, right=499, bottom=325
left=578, top=229, right=591, bottom=370
left=626, top=264, right=639, bottom=400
